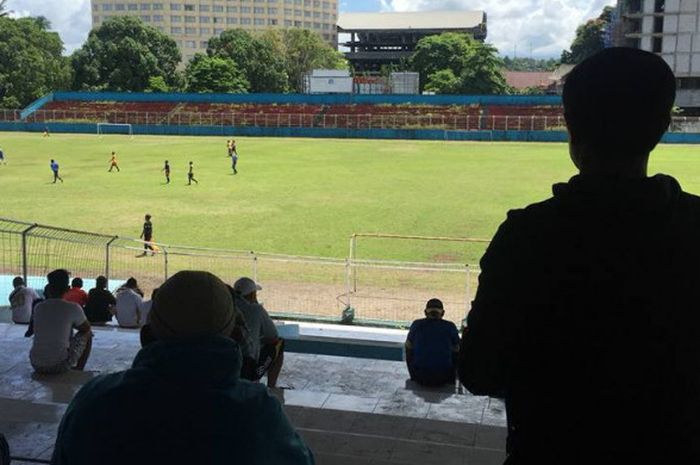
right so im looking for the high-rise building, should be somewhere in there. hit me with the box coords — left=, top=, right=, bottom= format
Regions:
left=90, top=0, right=339, bottom=63
left=611, top=0, right=700, bottom=108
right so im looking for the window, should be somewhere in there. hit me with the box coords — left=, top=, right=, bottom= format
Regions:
left=284, top=8, right=292, bottom=15
left=227, top=17, right=238, bottom=24
left=294, top=9, right=301, bottom=16
left=171, top=15, right=182, bottom=22
left=200, top=41, right=209, bottom=48
left=115, top=4, right=126, bottom=10
left=214, top=27, right=224, bottom=34
left=140, top=15, right=151, bottom=21
left=153, top=3, right=164, bottom=10
left=171, top=26, right=182, bottom=33
left=654, top=16, right=664, bottom=33
left=304, top=21, right=311, bottom=27
left=254, top=7, right=264, bottom=13
left=268, top=7, right=278, bottom=14
left=102, top=4, right=113, bottom=11
left=227, top=6, right=238, bottom=12
left=185, top=16, right=196, bottom=22
left=654, top=0, right=665, bottom=13
left=653, top=37, right=662, bottom=53
left=200, top=16, right=211, bottom=23
left=184, top=4, right=195, bottom=11
left=213, top=5, right=223, bottom=12
left=254, top=18, right=265, bottom=25
left=284, top=19, right=292, bottom=26
left=313, top=22, right=320, bottom=28
left=185, top=40, right=196, bottom=48
left=199, top=27, right=211, bottom=34
left=322, top=2, right=329, bottom=8
left=313, top=11, right=320, bottom=18
left=304, top=10, right=311, bottom=17
left=140, top=3, right=151, bottom=10
left=213, top=17, right=224, bottom=23
left=241, top=17, right=252, bottom=24
left=93, top=15, right=101, bottom=22
left=294, top=20, right=301, bottom=26
left=185, top=26, right=196, bottom=33
left=269, top=18, right=278, bottom=25
left=128, top=4, right=138, bottom=11
left=241, top=6, right=251, bottom=12
left=170, top=3, right=181, bottom=10
left=154, top=15, right=164, bottom=22
left=313, top=0, right=320, bottom=6
left=678, top=77, right=700, bottom=89
left=199, top=5, right=210, bottom=11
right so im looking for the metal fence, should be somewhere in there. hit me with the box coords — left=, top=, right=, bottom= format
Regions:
left=5, top=108, right=700, bottom=133
left=0, top=218, right=480, bottom=328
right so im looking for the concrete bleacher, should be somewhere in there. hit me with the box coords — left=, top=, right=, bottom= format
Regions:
left=0, top=321, right=507, bottom=464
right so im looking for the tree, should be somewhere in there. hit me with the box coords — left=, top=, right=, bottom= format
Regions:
left=411, top=33, right=508, bottom=95
left=71, top=16, right=181, bottom=92
left=262, top=29, right=346, bottom=93
left=185, top=54, right=248, bottom=93
left=207, top=29, right=288, bottom=93
left=411, top=32, right=476, bottom=89
left=0, top=0, right=11, bottom=18
left=503, top=57, right=559, bottom=72
left=425, top=69, right=461, bottom=94
left=561, top=6, right=614, bottom=64
left=0, top=16, right=71, bottom=108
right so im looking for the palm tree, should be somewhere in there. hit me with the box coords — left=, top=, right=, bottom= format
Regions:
left=0, top=0, right=12, bottom=18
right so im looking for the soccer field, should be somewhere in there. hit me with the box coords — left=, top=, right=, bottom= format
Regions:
left=1, top=132, right=699, bottom=264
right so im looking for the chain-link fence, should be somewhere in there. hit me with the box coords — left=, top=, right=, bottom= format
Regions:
left=0, top=218, right=480, bottom=328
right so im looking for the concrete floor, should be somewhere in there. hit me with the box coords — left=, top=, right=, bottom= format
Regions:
left=0, top=322, right=507, bottom=464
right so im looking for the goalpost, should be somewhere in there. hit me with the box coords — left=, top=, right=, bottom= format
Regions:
left=97, top=123, right=133, bottom=137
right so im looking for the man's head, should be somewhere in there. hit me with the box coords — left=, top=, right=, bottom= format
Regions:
left=12, top=276, right=24, bottom=288
left=50, top=159, right=54, bottom=163
left=233, top=277, right=262, bottom=303
left=424, top=298, right=445, bottom=319
left=125, top=277, right=138, bottom=289
left=71, top=277, right=83, bottom=289
left=145, top=214, right=151, bottom=221
left=563, top=48, right=676, bottom=174
left=96, top=275, right=108, bottom=289
left=46, top=269, right=70, bottom=299
left=145, top=271, right=235, bottom=342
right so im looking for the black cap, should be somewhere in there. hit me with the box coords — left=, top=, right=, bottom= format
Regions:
left=425, top=298, right=444, bottom=312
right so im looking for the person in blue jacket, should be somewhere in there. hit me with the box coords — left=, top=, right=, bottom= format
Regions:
left=51, top=270, right=314, bottom=465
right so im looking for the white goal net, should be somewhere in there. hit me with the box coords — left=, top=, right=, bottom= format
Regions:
left=97, top=123, right=133, bottom=136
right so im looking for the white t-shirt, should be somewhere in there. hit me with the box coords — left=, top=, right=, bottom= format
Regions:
left=8, top=286, right=39, bottom=324
left=115, top=288, right=144, bottom=328
left=139, top=300, right=153, bottom=326
left=30, top=299, right=87, bottom=367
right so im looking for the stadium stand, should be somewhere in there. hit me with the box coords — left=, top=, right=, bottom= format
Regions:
left=26, top=98, right=564, bottom=132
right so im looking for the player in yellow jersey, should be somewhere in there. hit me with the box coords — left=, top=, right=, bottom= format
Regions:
left=108, top=151, right=120, bottom=172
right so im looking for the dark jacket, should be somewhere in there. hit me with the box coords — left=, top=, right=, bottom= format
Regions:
left=51, top=337, right=314, bottom=465
left=84, top=288, right=115, bottom=323
left=459, top=174, right=700, bottom=464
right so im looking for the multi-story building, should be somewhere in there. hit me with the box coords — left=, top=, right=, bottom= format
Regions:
left=611, top=0, right=700, bottom=108
left=90, top=0, right=339, bottom=63
left=338, top=11, right=487, bottom=73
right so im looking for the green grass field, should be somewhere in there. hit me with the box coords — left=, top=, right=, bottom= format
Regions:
left=1, top=132, right=699, bottom=264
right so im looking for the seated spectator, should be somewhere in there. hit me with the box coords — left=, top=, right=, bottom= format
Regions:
left=233, top=277, right=284, bottom=388
left=51, top=271, right=314, bottom=465
left=8, top=276, right=39, bottom=324
left=138, top=287, right=158, bottom=327
left=113, top=277, right=144, bottom=328
left=29, top=269, right=92, bottom=374
left=84, top=276, right=116, bottom=326
left=405, top=298, right=459, bottom=387
left=63, top=277, right=88, bottom=307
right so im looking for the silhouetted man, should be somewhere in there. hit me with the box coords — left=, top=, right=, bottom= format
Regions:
left=459, top=48, right=700, bottom=464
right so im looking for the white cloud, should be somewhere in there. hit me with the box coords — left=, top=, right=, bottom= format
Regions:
left=380, top=0, right=617, bottom=58
left=7, top=0, right=92, bottom=54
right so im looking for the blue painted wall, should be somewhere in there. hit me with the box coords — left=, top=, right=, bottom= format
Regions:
left=2, top=121, right=698, bottom=144
left=20, top=93, right=54, bottom=120
left=49, top=91, right=563, bottom=107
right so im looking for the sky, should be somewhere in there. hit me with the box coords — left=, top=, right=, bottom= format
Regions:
left=8, top=0, right=617, bottom=58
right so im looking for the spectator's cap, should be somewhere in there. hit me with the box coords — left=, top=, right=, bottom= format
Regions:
left=150, top=270, right=235, bottom=341
left=233, top=277, right=262, bottom=297
left=425, top=298, right=444, bottom=315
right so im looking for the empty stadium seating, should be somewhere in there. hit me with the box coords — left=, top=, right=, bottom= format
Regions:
left=26, top=99, right=565, bottom=131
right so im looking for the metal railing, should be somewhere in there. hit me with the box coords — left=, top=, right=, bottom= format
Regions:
left=7, top=108, right=700, bottom=133
left=0, top=218, right=480, bottom=328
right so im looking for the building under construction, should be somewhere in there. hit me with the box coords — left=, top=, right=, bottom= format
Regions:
left=338, top=11, right=487, bottom=73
